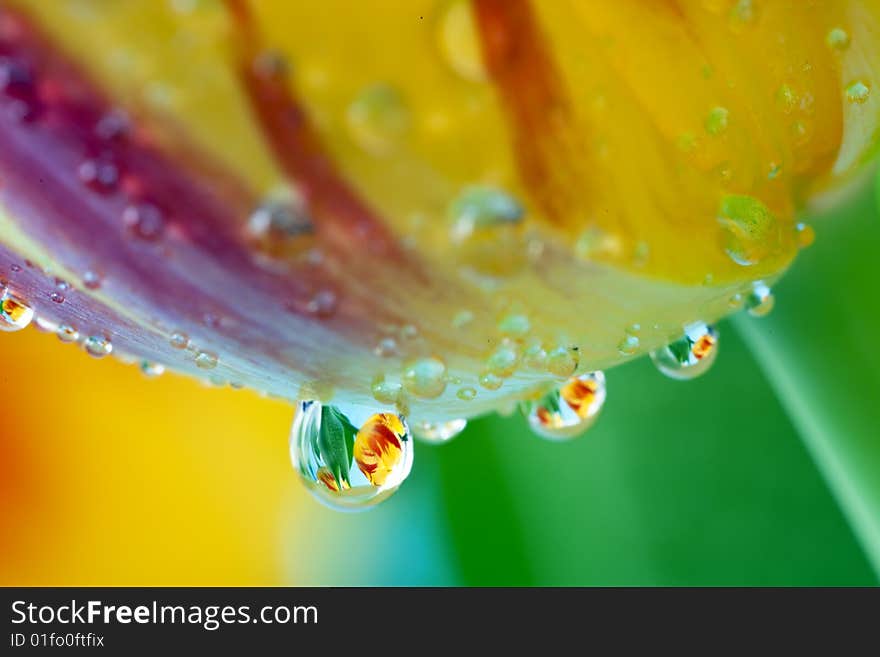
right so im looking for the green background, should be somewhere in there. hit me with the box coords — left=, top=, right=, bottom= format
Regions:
left=285, top=176, right=880, bottom=586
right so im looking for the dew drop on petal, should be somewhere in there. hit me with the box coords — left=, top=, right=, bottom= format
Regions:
left=650, top=323, right=719, bottom=380
left=486, top=340, right=519, bottom=378
left=306, top=289, right=337, bottom=318
left=826, top=27, right=850, bottom=51
left=705, top=106, right=729, bottom=135
left=845, top=80, right=870, bottom=105
left=402, top=356, right=447, bottom=399
left=412, top=418, right=467, bottom=444
left=436, top=0, right=487, bottom=82
left=746, top=281, right=775, bottom=317
left=77, top=158, right=120, bottom=194
left=795, top=222, right=815, bottom=249
left=0, top=288, right=33, bottom=331
left=123, top=202, right=165, bottom=241
left=247, top=197, right=313, bottom=243
left=373, top=337, right=399, bottom=358
left=448, top=185, right=523, bottom=242
left=547, top=346, right=579, bottom=378
left=456, top=386, right=477, bottom=401
left=497, top=313, right=530, bottom=337
left=717, top=194, right=782, bottom=266
left=290, top=401, right=413, bottom=511
left=140, top=361, right=165, bottom=377
left=526, top=372, right=607, bottom=441
left=479, top=372, right=503, bottom=390
left=56, top=324, right=79, bottom=343
left=194, top=350, right=218, bottom=370
left=83, top=335, right=113, bottom=358
left=170, top=331, right=189, bottom=349
left=82, top=269, right=103, bottom=290
left=370, top=376, right=401, bottom=405
left=346, top=83, right=409, bottom=156
left=49, top=291, right=64, bottom=304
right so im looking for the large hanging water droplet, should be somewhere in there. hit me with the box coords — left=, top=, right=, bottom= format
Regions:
left=346, top=83, right=409, bottom=156
left=0, top=289, right=34, bottom=331
left=290, top=401, right=413, bottom=511
left=402, top=356, right=447, bottom=399
left=526, top=372, right=607, bottom=441
left=650, top=323, right=718, bottom=380
left=717, top=194, right=782, bottom=266
left=412, top=418, right=467, bottom=444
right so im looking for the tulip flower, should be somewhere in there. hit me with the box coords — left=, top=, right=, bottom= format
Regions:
left=1, top=0, right=878, bottom=510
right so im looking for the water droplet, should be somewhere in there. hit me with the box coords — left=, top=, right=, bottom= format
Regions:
left=497, top=313, right=530, bottom=337
left=306, top=289, right=337, bottom=318
left=705, top=106, right=729, bottom=135
left=795, top=222, right=815, bottom=249
left=575, top=227, right=622, bottom=260
left=617, top=325, right=641, bottom=356
left=373, top=337, right=399, bottom=358
left=486, top=340, right=519, bottom=378
left=728, top=293, right=744, bottom=310
left=522, top=340, right=548, bottom=370
left=650, top=323, right=718, bottom=380
left=479, top=372, right=503, bottom=390
left=547, top=346, right=578, bottom=378
left=717, top=194, right=782, bottom=266
left=56, top=324, right=79, bottom=343
left=140, top=361, right=165, bottom=377
left=776, top=84, right=797, bottom=114
left=9, top=264, right=21, bottom=273
left=95, top=110, right=130, bottom=141
left=456, top=386, right=477, bottom=401
left=449, top=185, right=524, bottom=242
left=34, top=316, right=58, bottom=333
left=412, top=418, right=467, bottom=444
left=346, top=83, right=409, bottom=156
left=400, top=324, right=419, bottom=340
left=729, top=0, right=757, bottom=27
left=827, top=27, right=850, bottom=51
left=370, top=376, right=401, bottom=405
left=767, top=162, right=782, bottom=180
left=290, top=401, right=413, bottom=511
left=402, top=357, right=447, bottom=399
left=0, top=289, right=33, bottom=331
left=746, top=281, right=775, bottom=317
left=194, top=350, right=218, bottom=370
left=452, top=309, right=474, bottom=329
left=82, top=269, right=103, bottom=290
left=436, top=0, right=486, bottom=82
left=526, top=372, right=606, bottom=441
left=123, top=202, right=165, bottom=241
left=845, top=80, right=870, bottom=105
left=83, top=335, right=113, bottom=358
left=78, top=158, right=119, bottom=194
left=49, top=291, right=64, bottom=304
left=169, top=331, right=189, bottom=349
left=247, top=197, right=313, bottom=243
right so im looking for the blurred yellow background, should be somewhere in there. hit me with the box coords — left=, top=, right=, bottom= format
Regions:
left=0, top=327, right=295, bottom=585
